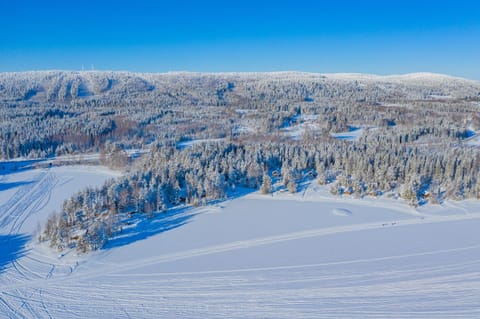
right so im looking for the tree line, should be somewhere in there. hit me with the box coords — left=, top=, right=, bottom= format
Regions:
left=41, top=138, right=480, bottom=252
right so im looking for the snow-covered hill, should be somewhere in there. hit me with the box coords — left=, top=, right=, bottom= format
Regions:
left=1, top=71, right=479, bottom=102
left=1, top=164, right=480, bottom=318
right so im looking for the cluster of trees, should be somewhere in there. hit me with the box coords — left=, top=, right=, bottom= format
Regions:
left=42, top=138, right=480, bottom=251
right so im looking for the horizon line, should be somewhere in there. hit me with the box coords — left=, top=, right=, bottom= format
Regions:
left=1, top=69, right=478, bottom=81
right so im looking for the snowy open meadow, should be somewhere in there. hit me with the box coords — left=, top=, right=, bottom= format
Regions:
left=1, top=162, right=479, bottom=318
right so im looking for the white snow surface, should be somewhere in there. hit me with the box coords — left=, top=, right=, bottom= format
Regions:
left=465, top=130, right=480, bottom=147
left=1, top=165, right=480, bottom=318
left=331, top=127, right=365, bottom=141
left=323, top=72, right=475, bottom=83
left=176, top=138, right=226, bottom=149
left=282, top=115, right=321, bottom=140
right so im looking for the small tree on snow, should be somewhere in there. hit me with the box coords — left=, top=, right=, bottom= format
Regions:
left=401, top=181, right=418, bottom=206
left=287, top=180, right=298, bottom=193
left=260, top=174, right=272, bottom=194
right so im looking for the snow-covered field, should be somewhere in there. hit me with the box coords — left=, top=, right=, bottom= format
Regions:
left=177, top=138, right=226, bottom=149
left=330, top=127, right=365, bottom=141
left=465, top=130, right=480, bottom=147
left=1, top=164, right=480, bottom=318
left=282, top=115, right=321, bottom=140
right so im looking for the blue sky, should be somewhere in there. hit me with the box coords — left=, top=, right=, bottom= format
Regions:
left=1, top=0, right=479, bottom=79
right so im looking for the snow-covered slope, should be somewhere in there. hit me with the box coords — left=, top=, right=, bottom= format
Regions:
left=1, top=71, right=479, bottom=103
left=1, top=165, right=480, bottom=318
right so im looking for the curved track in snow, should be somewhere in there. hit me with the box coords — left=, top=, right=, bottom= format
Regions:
left=0, top=166, right=117, bottom=319
left=1, top=167, right=480, bottom=318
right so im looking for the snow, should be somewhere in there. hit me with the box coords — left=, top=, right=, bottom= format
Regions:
left=331, top=127, right=365, bottom=141
left=1, top=164, right=480, bottom=318
left=282, top=114, right=321, bottom=140
left=323, top=72, right=474, bottom=83
left=176, top=138, right=226, bottom=149
left=465, top=130, right=480, bottom=147
left=428, top=94, right=453, bottom=99
left=331, top=208, right=353, bottom=216
left=0, top=164, right=120, bottom=236
left=0, top=150, right=148, bottom=169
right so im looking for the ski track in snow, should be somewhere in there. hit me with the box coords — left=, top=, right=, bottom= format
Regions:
left=71, top=211, right=480, bottom=279
left=3, top=213, right=480, bottom=318
left=0, top=170, right=61, bottom=319
left=1, top=167, right=480, bottom=318
left=0, top=166, right=117, bottom=319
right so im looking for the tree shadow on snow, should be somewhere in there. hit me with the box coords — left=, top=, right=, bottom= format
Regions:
left=0, top=159, right=44, bottom=177
left=104, top=188, right=257, bottom=250
left=0, top=234, right=30, bottom=274
left=0, top=181, right=33, bottom=192
left=105, top=206, right=198, bottom=250
left=103, top=187, right=256, bottom=249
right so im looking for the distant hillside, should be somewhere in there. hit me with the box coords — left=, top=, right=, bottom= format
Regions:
left=1, top=71, right=479, bottom=103
left=1, top=71, right=480, bottom=159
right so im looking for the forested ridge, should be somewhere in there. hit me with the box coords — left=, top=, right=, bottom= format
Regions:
left=1, top=71, right=479, bottom=158
left=1, top=71, right=480, bottom=251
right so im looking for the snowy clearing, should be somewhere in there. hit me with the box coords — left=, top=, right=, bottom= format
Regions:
left=282, top=115, right=321, bottom=140
left=176, top=138, right=226, bottom=149
left=465, top=130, right=480, bottom=147
left=330, top=127, right=365, bottom=141
left=1, top=165, right=480, bottom=318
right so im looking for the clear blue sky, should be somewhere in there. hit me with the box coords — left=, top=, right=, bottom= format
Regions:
left=1, top=0, right=479, bottom=79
